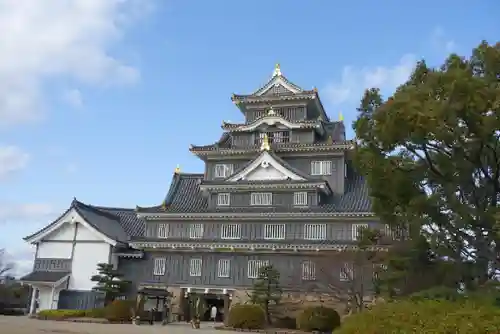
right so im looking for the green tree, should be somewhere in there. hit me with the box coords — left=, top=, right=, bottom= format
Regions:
left=90, top=263, right=130, bottom=305
left=353, top=41, right=500, bottom=286
left=250, top=264, right=282, bottom=324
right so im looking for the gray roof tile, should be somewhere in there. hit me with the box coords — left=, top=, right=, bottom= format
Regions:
left=137, top=163, right=371, bottom=214
left=20, top=271, right=70, bottom=283
left=24, top=200, right=145, bottom=242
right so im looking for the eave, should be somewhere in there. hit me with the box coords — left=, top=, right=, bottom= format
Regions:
left=129, top=240, right=388, bottom=252
left=189, top=141, right=354, bottom=156
left=221, top=116, right=325, bottom=135
left=137, top=211, right=376, bottom=220
left=199, top=181, right=331, bottom=194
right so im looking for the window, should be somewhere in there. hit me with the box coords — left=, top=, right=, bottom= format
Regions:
left=214, top=164, right=233, bottom=178
left=352, top=224, right=369, bottom=241
left=294, top=192, right=308, bottom=206
left=153, top=257, right=166, bottom=276
left=254, top=131, right=290, bottom=145
left=217, top=259, right=231, bottom=278
left=311, top=161, right=332, bottom=175
left=221, top=224, right=241, bottom=240
left=302, top=261, right=316, bottom=281
left=157, top=223, right=169, bottom=239
left=247, top=260, right=269, bottom=279
left=250, top=192, right=272, bottom=206
left=264, top=224, right=286, bottom=240
left=340, top=263, right=353, bottom=281
left=217, top=193, right=230, bottom=206
left=304, top=224, right=327, bottom=240
left=189, top=223, right=204, bottom=239
left=189, top=258, right=202, bottom=277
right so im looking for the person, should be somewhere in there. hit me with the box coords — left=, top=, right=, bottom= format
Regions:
left=210, top=305, right=217, bottom=323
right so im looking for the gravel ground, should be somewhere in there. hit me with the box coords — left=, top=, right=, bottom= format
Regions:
left=0, top=316, right=230, bottom=334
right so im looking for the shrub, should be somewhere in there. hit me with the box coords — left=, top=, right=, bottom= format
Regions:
left=409, top=286, right=463, bottom=302
left=104, top=300, right=134, bottom=322
left=336, top=299, right=500, bottom=334
left=297, top=306, right=341, bottom=332
left=227, top=304, right=266, bottom=329
left=37, top=309, right=87, bottom=320
left=274, top=315, right=297, bottom=329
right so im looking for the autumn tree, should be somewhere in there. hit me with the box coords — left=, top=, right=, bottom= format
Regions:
left=309, top=226, right=387, bottom=314
left=91, top=263, right=131, bottom=305
left=0, top=249, right=13, bottom=277
left=249, top=264, right=282, bottom=324
left=353, top=41, right=500, bottom=286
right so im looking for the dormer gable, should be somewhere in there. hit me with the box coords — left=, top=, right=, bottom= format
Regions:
left=227, top=151, right=307, bottom=182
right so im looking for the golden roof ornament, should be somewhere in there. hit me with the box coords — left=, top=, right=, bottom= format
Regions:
left=272, top=63, right=281, bottom=77
left=260, top=134, right=270, bottom=151
left=339, top=112, right=344, bottom=122
left=313, top=86, right=318, bottom=93
left=174, top=165, right=181, bottom=174
left=161, top=201, right=166, bottom=211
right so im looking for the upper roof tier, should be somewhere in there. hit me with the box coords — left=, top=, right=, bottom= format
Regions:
left=231, top=64, right=330, bottom=122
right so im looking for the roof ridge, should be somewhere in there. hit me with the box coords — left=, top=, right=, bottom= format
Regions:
left=73, top=199, right=123, bottom=221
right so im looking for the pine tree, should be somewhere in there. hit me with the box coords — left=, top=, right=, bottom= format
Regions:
left=250, top=264, right=282, bottom=324
left=90, top=263, right=130, bottom=305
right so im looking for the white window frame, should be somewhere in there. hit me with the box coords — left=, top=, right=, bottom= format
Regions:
left=294, top=192, right=308, bottom=206
left=153, top=257, right=166, bottom=276
left=250, top=192, right=272, bottom=206
left=217, top=259, right=231, bottom=278
left=189, top=223, right=204, bottom=239
left=303, top=224, right=327, bottom=240
left=189, top=258, right=202, bottom=277
left=157, top=223, right=169, bottom=239
left=217, top=193, right=230, bottom=206
left=221, top=224, right=241, bottom=240
left=311, top=160, right=332, bottom=175
left=247, top=260, right=269, bottom=279
left=301, top=260, right=316, bottom=281
left=263, top=224, right=286, bottom=240
left=214, top=164, right=233, bottom=178
left=352, top=223, right=369, bottom=241
left=340, top=263, right=353, bottom=282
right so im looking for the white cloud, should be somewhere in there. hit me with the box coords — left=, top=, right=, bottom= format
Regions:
left=65, top=162, right=78, bottom=174
left=323, top=54, right=416, bottom=106
left=431, top=27, right=456, bottom=53
left=62, top=89, right=83, bottom=108
left=0, top=0, right=152, bottom=127
left=0, top=203, right=55, bottom=224
left=0, top=145, right=30, bottom=179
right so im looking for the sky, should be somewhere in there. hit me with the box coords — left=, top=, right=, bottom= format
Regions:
left=0, top=0, right=498, bottom=275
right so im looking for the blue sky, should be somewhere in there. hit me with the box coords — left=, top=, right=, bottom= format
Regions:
left=0, top=0, right=498, bottom=274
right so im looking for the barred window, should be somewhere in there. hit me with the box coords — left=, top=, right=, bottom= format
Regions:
left=189, top=223, right=204, bottom=239
left=214, top=164, right=233, bottom=178
left=157, top=223, right=169, bottom=239
left=250, top=192, right=272, bottom=206
left=304, top=224, right=327, bottom=240
left=153, top=257, right=166, bottom=276
left=294, top=192, right=308, bottom=206
left=311, top=161, right=332, bottom=175
left=247, top=260, right=269, bottom=279
left=340, top=263, right=353, bottom=281
left=217, top=259, right=231, bottom=278
left=217, top=193, right=230, bottom=206
left=302, top=261, right=316, bottom=281
left=352, top=224, right=369, bottom=240
left=189, top=258, right=202, bottom=277
left=264, top=224, right=285, bottom=240
left=221, top=224, right=241, bottom=240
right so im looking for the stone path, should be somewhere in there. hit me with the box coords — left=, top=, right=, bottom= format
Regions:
left=0, top=316, right=232, bottom=334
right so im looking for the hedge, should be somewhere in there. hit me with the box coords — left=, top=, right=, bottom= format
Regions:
left=297, top=306, right=340, bottom=332
left=336, top=299, right=500, bottom=334
left=227, top=304, right=266, bottom=330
